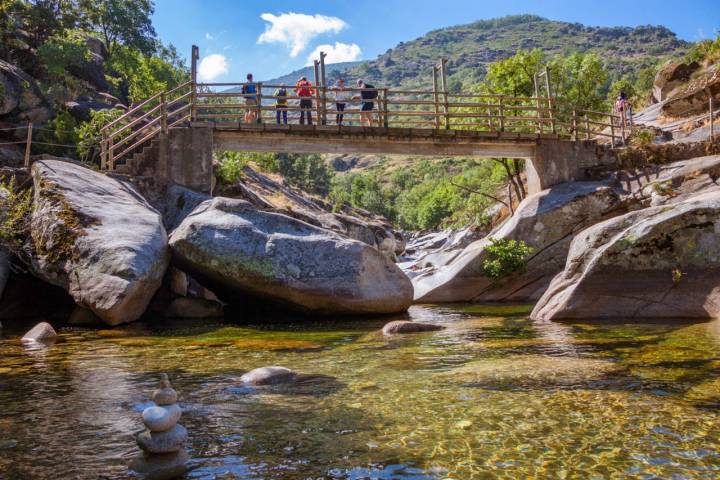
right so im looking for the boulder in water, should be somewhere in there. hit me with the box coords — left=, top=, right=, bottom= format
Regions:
left=240, top=366, right=297, bottom=386
left=531, top=190, right=720, bottom=320
left=382, top=320, right=445, bottom=335
left=128, top=450, right=189, bottom=480
left=21, top=322, right=57, bottom=343
left=169, top=197, right=413, bottom=315
left=30, top=159, right=169, bottom=325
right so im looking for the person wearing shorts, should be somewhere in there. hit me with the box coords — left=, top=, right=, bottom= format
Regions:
left=357, top=79, right=377, bottom=127
left=242, top=73, right=258, bottom=123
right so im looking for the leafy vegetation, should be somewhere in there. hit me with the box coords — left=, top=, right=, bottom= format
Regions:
left=0, top=177, right=33, bottom=258
left=482, top=238, right=535, bottom=278
left=684, top=33, right=720, bottom=65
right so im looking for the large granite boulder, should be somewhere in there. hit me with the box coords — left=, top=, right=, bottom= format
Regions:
left=413, top=182, right=623, bottom=303
left=531, top=190, right=720, bottom=321
left=168, top=197, right=413, bottom=315
left=30, top=159, right=169, bottom=325
left=652, top=60, right=700, bottom=103
left=0, top=59, right=51, bottom=123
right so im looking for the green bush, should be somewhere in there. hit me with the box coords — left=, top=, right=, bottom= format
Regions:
left=482, top=238, right=535, bottom=279
left=0, top=177, right=33, bottom=256
left=75, top=108, right=126, bottom=166
left=215, top=151, right=248, bottom=184
left=37, top=29, right=91, bottom=79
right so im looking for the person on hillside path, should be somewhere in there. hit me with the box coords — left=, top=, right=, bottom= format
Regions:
left=242, top=73, right=259, bottom=124
left=356, top=79, right=377, bottom=127
left=274, top=84, right=288, bottom=125
left=295, top=76, right=314, bottom=125
left=335, top=79, right=350, bottom=125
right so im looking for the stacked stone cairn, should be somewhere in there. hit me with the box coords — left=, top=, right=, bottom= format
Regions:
left=129, top=374, right=189, bottom=479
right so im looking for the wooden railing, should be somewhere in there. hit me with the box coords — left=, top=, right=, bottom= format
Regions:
left=98, top=46, right=633, bottom=171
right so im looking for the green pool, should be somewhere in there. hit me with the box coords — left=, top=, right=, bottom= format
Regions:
left=1, top=305, right=719, bottom=478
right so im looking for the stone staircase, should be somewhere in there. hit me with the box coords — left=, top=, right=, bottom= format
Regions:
left=114, top=136, right=161, bottom=177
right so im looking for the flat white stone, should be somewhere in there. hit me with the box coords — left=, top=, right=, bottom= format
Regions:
left=142, top=404, right=181, bottom=432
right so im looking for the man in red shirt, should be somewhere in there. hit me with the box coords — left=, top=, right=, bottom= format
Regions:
left=294, top=76, right=314, bottom=125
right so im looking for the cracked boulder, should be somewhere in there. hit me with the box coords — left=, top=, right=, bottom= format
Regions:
left=168, top=197, right=413, bottom=315
left=531, top=190, right=720, bottom=321
left=413, top=182, right=623, bottom=303
left=30, top=159, right=169, bottom=325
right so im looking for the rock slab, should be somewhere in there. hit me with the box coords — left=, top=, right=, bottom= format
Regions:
left=30, top=160, right=169, bottom=325
left=169, top=197, right=413, bottom=315
left=382, top=320, right=445, bottom=335
left=412, top=182, right=623, bottom=303
left=240, top=366, right=297, bottom=386
left=22, top=322, right=57, bottom=343
left=531, top=190, right=720, bottom=320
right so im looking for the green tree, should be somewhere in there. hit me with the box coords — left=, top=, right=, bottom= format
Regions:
left=78, top=0, right=156, bottom=57
left=106, top=44, right=188, bottom=102
left=485, top=48, right=546, bottom=97
left=549, top=52, right=609, bottom=111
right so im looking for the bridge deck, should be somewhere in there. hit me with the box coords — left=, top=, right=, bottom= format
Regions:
left=207, top=122, right=561, bottom=158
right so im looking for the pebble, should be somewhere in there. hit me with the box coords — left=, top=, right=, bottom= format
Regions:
left=152, top=387, right=178, bottom=406
left=142, top=404, right=182, bottom=432
left=136, top=424, right=188, bottom=454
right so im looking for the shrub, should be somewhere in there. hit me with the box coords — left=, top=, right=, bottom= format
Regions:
left=215, top=151, right=248, bottom=184
left=75, top=108, right=126, bottom=166
left=0, top=177, right=33, bottom=258
left=630, top=128, right=655, bottom=147
left=482, top=238, right=534, bottom=279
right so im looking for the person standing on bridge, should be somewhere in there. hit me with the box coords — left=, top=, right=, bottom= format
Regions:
left=242, top=73, right=259, bottom=124
left=335, top=79, right=350, bottom=125
left=295, top=76, right=314, bottom=125
left=274, top=83, right=288, bottom=125
left=356, top=79, right=377, bottom=127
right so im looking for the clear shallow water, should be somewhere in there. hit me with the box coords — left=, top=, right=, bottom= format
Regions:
left=1, top=305, right=720, bottom=479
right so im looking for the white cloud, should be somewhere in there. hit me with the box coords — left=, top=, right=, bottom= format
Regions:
left=257, top=12, right=347, bottom=57
left=306, top=42, right=361, bottom=65
left=198, top=54, right=228, bottom=82
left=205, top=32, right=214, bottom=40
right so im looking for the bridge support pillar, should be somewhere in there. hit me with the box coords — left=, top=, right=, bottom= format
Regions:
left=165, top=124, right=214, bottom=194
left=526, top=140, right=617, bottom=195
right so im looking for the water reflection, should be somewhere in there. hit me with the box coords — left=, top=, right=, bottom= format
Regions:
left=0, top=308, right=719, bottom=478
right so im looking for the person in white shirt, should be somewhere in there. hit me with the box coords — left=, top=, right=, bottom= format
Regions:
left=335, top=79, right=350, bottom=125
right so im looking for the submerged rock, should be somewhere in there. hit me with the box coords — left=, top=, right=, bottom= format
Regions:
left=382, top=320, right=445, bottom=335
left=21, top=322, right=57, bottom=343
left=240, top=366, right=297, bottom=386
left=164, top=297, right=223, bottom=319
left=169, top=197, right=413, bottom=315
left=30, top=160, right=169, bottom=325
left=413, top=182, right=623, bottom=303
left=531, top=190, right=720, bottom=321
left=128, top=450, right=189, bottom=480
left=137, top=424, right=187, bottom=454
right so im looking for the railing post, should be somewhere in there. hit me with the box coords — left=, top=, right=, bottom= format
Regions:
left=533, top=74, right=542, bottom=134
left=609, top=112, right=615, bottom=146
left=100, top=132, right=107, bottom=170
left=319, top=51, right=327, bottom=126
left=499, top=95, right=505, bottom=132
left=572, top=109, right=578, bottom=141
left=584, top=113, right=590, bottom=140
left=24, top=122, right=32, bottom=169
left=620, top=112, right=626, bottom=146
left=440, top=58, right=450, bottom=129
left=256, top=82, right=263, bottom=124
left=544, top=67, right=556, bottom=134
left=432, top=66, right=440, bottom=130
left=160, top=92, right=168, bottom=134
left=710, top=95, right=715, bottom=143
left=382, top=88, right=389, bottom=128
left=313, top=60, right=321, bottom=126
left=190, top=45, right=199, bottom=122
left=108, top=136, right=114, bottom=171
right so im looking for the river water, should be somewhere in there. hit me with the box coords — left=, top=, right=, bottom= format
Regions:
left=1, top=304, right=719, bottom=479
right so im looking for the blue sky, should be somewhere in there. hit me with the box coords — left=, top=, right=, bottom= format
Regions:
left=152, top=0, right=720, bottom=82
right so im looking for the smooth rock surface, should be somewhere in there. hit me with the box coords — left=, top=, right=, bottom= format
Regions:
left=30, top=160, right=169, bottom=325
left=21, top=322, right=57, bottom=343
left=136, top=424, right=187, bottom=454
left=382, top=320, right=445, bottom=335
left=240, top=366, right=297, bottom=386
left=531, top=190, right=720, bottom=320
left=169, top=197, right=413, bottom=315
left=128, top=449, right=188, bottom=480
left=152, top=387, right=178, bottom=406
left=142, top=404, right=182, bottom=433
left=412, top=182, right=623, bottom=303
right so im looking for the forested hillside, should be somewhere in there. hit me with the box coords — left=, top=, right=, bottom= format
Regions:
left=345, top=15, right=687, bottom=89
